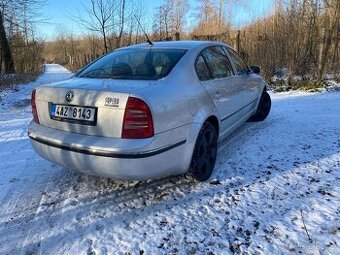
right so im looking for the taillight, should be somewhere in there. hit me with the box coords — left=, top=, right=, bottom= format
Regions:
left=31, top=89, right=40, bottom=124
left=122, top=97, right=154, bottom=139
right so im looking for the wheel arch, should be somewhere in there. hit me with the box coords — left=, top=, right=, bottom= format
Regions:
left=205, top=115, right=219, bottom=136
left=188, top=115, right=219, bottom=181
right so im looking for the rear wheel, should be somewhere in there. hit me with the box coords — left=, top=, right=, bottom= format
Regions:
left=190, top=122, right=218, bottom=182
left=249, top=91, right=271, bottom=122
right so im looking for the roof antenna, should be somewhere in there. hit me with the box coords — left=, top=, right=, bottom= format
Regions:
left=134, top=14, right=153, bottom=46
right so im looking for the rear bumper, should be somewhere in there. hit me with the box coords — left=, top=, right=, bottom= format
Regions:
left=28, top=121, right=192, bottom=180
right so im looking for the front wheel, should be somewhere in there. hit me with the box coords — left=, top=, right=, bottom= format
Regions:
left=189, top=122, right=218, bottom=182
left=249, top=91, right=271, bottom=122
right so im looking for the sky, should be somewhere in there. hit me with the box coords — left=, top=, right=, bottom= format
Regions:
left=37, top=0, right=274, bottom=41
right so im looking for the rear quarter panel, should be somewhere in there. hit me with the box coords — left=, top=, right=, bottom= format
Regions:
left=134, top=48, right=219, bottom=171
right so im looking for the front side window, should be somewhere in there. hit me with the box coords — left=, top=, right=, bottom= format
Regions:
left=201, top=46, right=234, bottom=79
left=77, top=49, right=187, bottom=80
left=226, top=48, right=249, bottom=75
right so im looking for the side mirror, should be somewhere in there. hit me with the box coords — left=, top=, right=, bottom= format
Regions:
left=250, top=65, right=261, bottom=74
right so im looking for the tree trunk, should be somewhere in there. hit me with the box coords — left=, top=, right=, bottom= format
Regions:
left=235, top=30, right=240, bottom=52
left=116, top=0, right=126, bottom=48
left=103, top=29, right=108, bottom=53
left=0, top=10, right=15, bottom=74
left=218, top=0, right=223, bottom=29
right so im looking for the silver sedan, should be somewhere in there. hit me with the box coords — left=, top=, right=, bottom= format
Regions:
left=28, top=41, right=271, bottom=181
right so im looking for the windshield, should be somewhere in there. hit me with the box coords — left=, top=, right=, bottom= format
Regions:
left=77, top=48, right=187, bottom=80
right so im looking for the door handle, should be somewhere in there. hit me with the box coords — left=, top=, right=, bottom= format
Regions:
left=215, top=91, right=222, bottom=99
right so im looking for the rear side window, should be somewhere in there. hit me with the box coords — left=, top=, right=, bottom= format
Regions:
left=201, top=46, right=234, bottom=79
left=77, top=49, right=187, bottom=80
left=225, top=48, right=249, bottom=75
left=195, top=55, right=211, bottom=81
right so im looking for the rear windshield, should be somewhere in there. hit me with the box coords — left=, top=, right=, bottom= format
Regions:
left=77, top=48, right=187, bottom=80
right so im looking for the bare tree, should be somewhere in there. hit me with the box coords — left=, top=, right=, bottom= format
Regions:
left=172, top=0, right=189, bottom=33
left=153, top=0, right=189, bottom=40
left=218, top=0, right=223, bottom=28
left=192, top=0, right=233, bottom=40
left=126, top=0, right=145, bottom=45
left=75, top=0, right=114, bottom=53
left=153, top=3, right=173, bottom=40
left=116, top=0, right=126, bottom=48
left=0, top=0, right=46, bottom=74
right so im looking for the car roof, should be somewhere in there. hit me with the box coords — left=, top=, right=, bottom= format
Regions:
left=117, top=40, right=232, bottom=51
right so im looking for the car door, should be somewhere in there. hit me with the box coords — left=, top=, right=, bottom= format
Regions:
left=225, top=47, right=262, bottom=108
left=196, top=46, right=243, bottom=134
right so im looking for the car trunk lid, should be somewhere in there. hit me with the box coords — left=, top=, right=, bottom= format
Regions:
left=34, top=78, right=155, bottom=138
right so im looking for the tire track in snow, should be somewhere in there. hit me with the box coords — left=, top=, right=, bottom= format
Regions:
left=0, top=155, right=59, bottom=248
left=19, top=171, right=55, bottom=255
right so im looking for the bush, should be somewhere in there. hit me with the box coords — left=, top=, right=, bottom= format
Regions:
left=0, top=73, right=40, bottom=89
left=270, top=76, right=326, bottom=92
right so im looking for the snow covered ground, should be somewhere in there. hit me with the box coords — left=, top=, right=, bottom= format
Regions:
left=0, top=64, right=339, bottom=255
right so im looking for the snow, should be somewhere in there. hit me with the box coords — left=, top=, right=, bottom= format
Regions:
left=0, top=64, right=339, bottom=254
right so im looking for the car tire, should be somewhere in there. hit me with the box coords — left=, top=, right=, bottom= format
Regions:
left=249, top=91, right=271, bottom=122
left=189, top=122, right=218, bottom=182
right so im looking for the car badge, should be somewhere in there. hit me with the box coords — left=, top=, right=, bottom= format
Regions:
left=65, top=90, right=74, bottom=102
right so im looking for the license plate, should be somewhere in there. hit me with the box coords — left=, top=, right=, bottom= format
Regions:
left=51, top=104, right=96, bottom=124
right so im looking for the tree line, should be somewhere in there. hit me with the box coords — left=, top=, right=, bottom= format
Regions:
left=1, top=0, right=339, bottom=84
left=240, top=0, right=339, bottom=82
